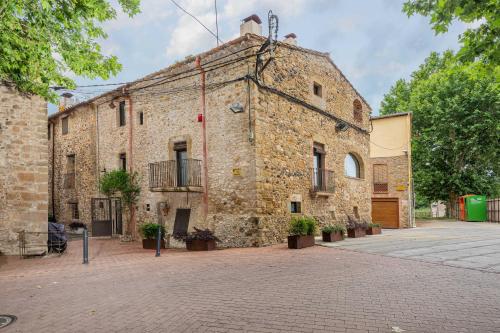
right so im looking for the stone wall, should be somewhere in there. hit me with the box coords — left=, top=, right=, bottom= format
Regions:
left=0, top=84, right=48, bottom=255
left=49, top=104, right=97, bottom=228
left=48, top=34, right=373, bottom=246
left=371, top=155, right=411, bottom=228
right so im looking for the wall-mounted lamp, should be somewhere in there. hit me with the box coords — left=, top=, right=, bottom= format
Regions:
left=229, top=102, right=244, bottom=113
left=335, top=122, right=349, bottom=132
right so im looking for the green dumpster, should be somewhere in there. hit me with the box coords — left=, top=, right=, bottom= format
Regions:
left=465, top=195, right=487, bottom=222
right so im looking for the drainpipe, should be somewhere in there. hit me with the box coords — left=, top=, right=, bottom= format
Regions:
left=196, top=57, right=209, bottom=219
left=125, top=93, right=136, bottom=238
left=50, top=119, right=56, bottom=219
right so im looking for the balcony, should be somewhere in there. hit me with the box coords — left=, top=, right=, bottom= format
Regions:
left=149, top=159, right=203, bottom=192
left=311, top=168, right=334, bottom=195
left=63, top=173, right=75, bottom=189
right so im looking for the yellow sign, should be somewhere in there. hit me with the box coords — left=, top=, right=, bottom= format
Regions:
left=232, top=168, right=241, bottom=176
left=396, top=185, right=406, bottom=191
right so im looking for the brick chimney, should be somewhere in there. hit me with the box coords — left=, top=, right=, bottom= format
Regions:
left=284, top=33, right=297, bottom=45
left=240, top=14, right=262, bottom=36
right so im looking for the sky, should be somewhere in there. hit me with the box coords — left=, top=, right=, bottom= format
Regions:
left=54, top=0, right=469, bottom=115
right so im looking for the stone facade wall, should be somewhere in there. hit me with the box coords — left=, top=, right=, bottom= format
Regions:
left=0, top=84, right=48, bottom=255
left=252, top=45, right=372, bottom=244
left=49, top=105, right=97, bottom=228
left=371, top=155, right=411, bottom=228
left=48, top=34, right=373, bottom=246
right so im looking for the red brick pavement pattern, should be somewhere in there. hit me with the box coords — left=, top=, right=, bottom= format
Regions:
left=1, top=239, right=500, bottom=333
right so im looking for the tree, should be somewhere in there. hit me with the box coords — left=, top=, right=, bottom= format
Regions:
left=0, top=0, right=140, bottom=102
left=380, top=51, right=455, bottom=115
left=403, top=0, right=499, bottom=64
left=410, top=62, right=499, bottom=208
left=100, top=169, right=141, bottom=237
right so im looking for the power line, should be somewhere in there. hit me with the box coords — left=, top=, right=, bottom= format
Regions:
left=169, top=0, right=223, bottom=45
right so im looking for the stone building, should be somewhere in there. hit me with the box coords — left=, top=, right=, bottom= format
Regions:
left=370, top=112, right=414, bottom=228
left=48, top=16, right=373, bottom=247
left=0, top=83, right=48, bottom=255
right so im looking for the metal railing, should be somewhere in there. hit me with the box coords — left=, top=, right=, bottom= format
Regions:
left=373, top=183, right=388, bottom=193
left=311, top=168, right=334, bottom=193
left=63, top=172, right=75, bottom=189
left=149, top=159, right=202, bottom=189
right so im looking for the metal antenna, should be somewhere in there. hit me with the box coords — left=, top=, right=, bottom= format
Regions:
left=268, top=10, right=279, bottom=57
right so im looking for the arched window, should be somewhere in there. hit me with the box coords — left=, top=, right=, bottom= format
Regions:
left=344, top=153, right=362, bottom=178
left=353, top=99, right=362, bottom=122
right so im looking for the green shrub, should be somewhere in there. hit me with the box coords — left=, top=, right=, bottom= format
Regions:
left=368, top=223, right=381, bottom=228
left=139, top=223, right=166, bottom=239
left=321, top=224, right=346, bottom=234
left=289, top=216, right=317, bottom=236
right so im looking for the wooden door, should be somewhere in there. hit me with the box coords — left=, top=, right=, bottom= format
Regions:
left=372, top=198, right=399, bottom=229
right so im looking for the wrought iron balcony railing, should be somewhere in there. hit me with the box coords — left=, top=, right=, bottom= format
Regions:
left=63, top=172, right=75, bottom=189
left=311, top=168, right=334, bottom=193
left=149, top=159, right=202, bottom=192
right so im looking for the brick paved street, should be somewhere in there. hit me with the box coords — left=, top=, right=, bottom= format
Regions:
left=2, top=223, right=500, bottom=333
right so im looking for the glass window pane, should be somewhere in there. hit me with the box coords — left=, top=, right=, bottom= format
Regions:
left=344, top=153, right=359, bottom=178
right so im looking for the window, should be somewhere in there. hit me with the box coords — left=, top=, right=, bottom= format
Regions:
left=313, top=143, right=325, bottom=191
left=373, top=164, right=388, bottom=193
left=139, top=112, right=144, bottom=125
left=119, top=153, right=127, bottom=170
left=174, top=142, right=188, bottom=186
left=353, top=99, right=362, bottom=122
left=290, top=201, right=301, bottom=214
left=61, top=117, right=68, bottom=135
left=119, top=101, right=126, bottom=126
left=353, top=206, right=360, bottom=219
left=69, top=202, right=79, bottom=220
left=313, top=82, right=322, bottom=97
left=64, top=154, right=76, bottom=189
left=344, top=153, right=362, bottom=178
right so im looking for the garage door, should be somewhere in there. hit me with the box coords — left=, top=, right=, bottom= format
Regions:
left=372, top=198, right=399, bottom=228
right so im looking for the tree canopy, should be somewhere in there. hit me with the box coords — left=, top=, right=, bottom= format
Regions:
left=403, top=0, right=500, bottom=64
left=0, top=0, right=140, bottom=102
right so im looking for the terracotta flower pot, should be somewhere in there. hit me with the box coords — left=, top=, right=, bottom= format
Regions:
left=366, top=226, right=381, bottom=235
left=322, top=231, right=344, bottom=242
left=287, top=235, right=315, bottom=249
left=142, top=239, right=165, bottom=249
left=186, top=239, right=216, bottom=251
left=347, top=227, right=366, bottom=238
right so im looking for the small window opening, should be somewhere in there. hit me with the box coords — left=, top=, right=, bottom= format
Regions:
left=353, top=206, right=359, bottom=219
left=48, top=124, right=51, bottom=140
left=61, top=117, right=69, bottom=135
left=146, top=203, right=150, bottom=211
left=313, top=82, right=322, bottom=97
left=290, top=201, right=301, bottom=214
left=69, top=203, right=80, bottom=220
left=119, top=153, right=127, bottom=171
left=119, top=101, right=126, bottom=127
left=139, top=112, right=144, bottom=125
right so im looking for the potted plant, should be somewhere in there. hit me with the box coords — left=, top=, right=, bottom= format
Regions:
left=321, top=224, right=345, bottom=242
left=174, top=227, right=219, bottom=251
left=346, top=218, right=367, bottom=238
left=366, top=223, right=382, bottom=235
left=287, top=216, right=317, bottom=249
left=68, top=221, right=86, bottom=234
left=139, top=223, right=166, bottom=249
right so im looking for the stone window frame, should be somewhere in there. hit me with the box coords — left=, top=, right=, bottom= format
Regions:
left=313, top=82, right=323, bottom=97
left=344, top=152, right=364, bottom=179
left=61, top=116, right=69, bottom=135
left=373, top=163, right=388, bottom=193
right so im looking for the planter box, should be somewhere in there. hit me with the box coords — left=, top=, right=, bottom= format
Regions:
left=347, top=227, right=366, bottom=238
left=186, top=239, right=216, bottom=251
left=322, top=231, right=344, bottom=242
left=287, top=235, right=315, bottom=249
left=142, top=239, right=166, bottom=249
left=366, top=226, right=382, bottom=235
